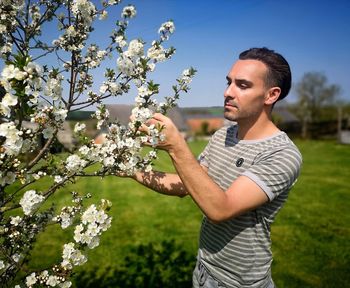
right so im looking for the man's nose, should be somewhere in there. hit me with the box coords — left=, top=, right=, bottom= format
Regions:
left=224, top=84, right=233, bottom=98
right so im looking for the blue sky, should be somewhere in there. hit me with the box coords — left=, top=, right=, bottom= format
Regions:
left=46, top=0, right=350, bottom=107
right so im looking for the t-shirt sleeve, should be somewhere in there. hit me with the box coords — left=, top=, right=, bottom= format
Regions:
left=198, top=141, right=211, bottom=168
left=241, top=146, right=302, bottom=201
left=197, top=132, right=217, bottom=168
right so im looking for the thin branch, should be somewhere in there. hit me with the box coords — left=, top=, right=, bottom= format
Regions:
left=9, top=34, right=25, bottom=56
left=27, top=133, right=56, bottom=170
left=2, top=180, right=36, bottom=206
left=31, top=48, right=56, bottom=61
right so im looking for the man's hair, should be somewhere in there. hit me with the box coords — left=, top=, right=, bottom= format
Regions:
left=239, top=47, right=291, bottom=101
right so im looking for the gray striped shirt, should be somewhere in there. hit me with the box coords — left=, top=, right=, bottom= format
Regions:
left=198, top=125, right=302, bottom=288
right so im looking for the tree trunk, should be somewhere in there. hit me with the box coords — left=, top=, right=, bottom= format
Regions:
left=337, top=105, right=342, bottom=142
left=302, top=118, right=308, bottom=139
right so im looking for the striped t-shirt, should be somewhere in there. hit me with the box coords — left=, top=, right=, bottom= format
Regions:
left=197, top=124, right=302, bottom=288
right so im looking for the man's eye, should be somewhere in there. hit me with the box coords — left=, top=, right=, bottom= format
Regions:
left=239, top=84, right=248, bottom=89
left=226, top=81, right=231, bottom=86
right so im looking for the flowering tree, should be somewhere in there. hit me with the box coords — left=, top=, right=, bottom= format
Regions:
left=0, top=0, right=195, bottom=287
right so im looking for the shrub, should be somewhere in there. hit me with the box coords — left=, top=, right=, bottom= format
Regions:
left=73, top=240, right=196, bottom=288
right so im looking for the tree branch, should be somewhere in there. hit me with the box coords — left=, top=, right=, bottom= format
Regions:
left=27, top=133, right=56, bottom=170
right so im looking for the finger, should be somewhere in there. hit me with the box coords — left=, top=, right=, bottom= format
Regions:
left=129, top=114, right=136, bottom=122
left=152, top=113, right=167, bottom=121
left=138, top=122, right=150, bottom=134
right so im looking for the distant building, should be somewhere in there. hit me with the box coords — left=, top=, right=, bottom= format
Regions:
left=186, top=114, right=225, bottom=135
left=57, top=121, right=75, bottom=150
left=272, top=106, right=301, bottom=136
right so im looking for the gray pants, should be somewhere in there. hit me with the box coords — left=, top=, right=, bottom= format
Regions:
left=192, top=261, right=226, bottom=288
left=192, top=260, right=275, bottom=288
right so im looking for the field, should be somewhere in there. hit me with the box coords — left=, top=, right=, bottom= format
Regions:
left=26, top=139, right=350, bottom=287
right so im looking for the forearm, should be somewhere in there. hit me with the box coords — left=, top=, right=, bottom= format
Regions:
left=168, top=139, right=226, bottom=216
left=132, top=170, right=188, bottom=198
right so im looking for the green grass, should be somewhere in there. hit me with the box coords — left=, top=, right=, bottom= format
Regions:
left=25, top=139, right=350, bottom=287
left=271, top=140, right=350, bottom=287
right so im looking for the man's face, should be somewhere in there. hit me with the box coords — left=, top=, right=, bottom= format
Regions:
left=224, top=59, right=269, bottom=122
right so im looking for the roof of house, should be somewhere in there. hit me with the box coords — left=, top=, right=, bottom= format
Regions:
left=272, top=106, right=300, bottom=123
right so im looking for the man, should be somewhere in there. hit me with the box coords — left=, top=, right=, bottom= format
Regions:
left=129, top=47, right=302, bottom=287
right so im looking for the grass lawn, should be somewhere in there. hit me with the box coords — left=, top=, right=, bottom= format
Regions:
left=26, top=139, right=349, bottom=287
left=271, top=139, right=350, bottom=288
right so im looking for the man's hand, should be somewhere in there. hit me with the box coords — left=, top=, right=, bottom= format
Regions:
left=143, top=113, right=185, bottom=153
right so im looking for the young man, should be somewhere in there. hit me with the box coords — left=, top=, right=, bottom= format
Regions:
left=130, top=47, right=302, bottom=287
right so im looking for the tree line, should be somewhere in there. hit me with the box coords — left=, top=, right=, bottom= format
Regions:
left=288, top=72, right=349, bottom=139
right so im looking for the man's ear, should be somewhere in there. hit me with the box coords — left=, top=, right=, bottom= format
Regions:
left=265, top=87, right=281, bottom=105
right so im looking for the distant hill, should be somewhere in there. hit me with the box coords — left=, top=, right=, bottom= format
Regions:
left=67, top=111, right=94, bottom=120
left=181, top=106, right=223, bottom=117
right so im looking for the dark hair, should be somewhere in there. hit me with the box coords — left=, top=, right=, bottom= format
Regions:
left=239, top=47, right=291, bottom=101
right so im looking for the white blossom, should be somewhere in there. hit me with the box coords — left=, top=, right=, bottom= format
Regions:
left=54, top=205, right=77, bottom=229
left=54, top=175, right=63, bottom=183
left=103, top=156, right=115, bottom=167
left=1, top=64, right=17, bottom=79
left=42, top=127, right=54, bottom=139
left=147, top=44, right=166, bottom=62
left=10, top=216, right=22, bottom=226
left=117, top=54, right=136, bottom=77
left=60, top=281, right=72, bottom=288
left=19, top=190, right=45, bottom=216
left=74, top=122, right=86, bottom=134
left=1, top=42, right=12, bottom=55
left=108, top=0, right=120, bottom=4
left=46, top=275, right=59, bottom=287
left=137, top=85, right=152, bottom=97
left=23, top=62, right=43, bottom=78
left=1, top=171, right=16, bottom=186
left=2, top=92, right=18, bottom=107
left=148, top=62, right=156, bottom=72
left=73, top=203, right=112, bottom=248
left=127, top=39, right=144, bottom=57
left=79, top=145, right=90, bottom=155
left=26, top=272, right=37, bottom=286
left=131, top=106, right=153, bottom=123
left=0, top=122, right=23, bottom=155
left=99, top=10, right=108, bottom=20
left=61, top=242, right=87, bottom=269
left=122, top=5, right=136, bottom=18
left=44, top=74, right=63, bottom=100
left=144, top=164, right=153, bottom=173
left=158, top=21, right=175, bottom=40
left=99, top=83, right=108, bottom=94
left=65, top=155, right=87, bottom=172
left=115, top=35, right=127, bottom=47
left=94, top=105, right=109, bottom=130
left=71, top=0, right=96, bottom=26
left=0, top=102, right=11, bottom=117
left=54, top=108, right=68, bottom=122
left=12, top=253, right=21, bottom=263
left=32, top=171, right=46, bottom=180
left=109, top=82, right=122, bottom=95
